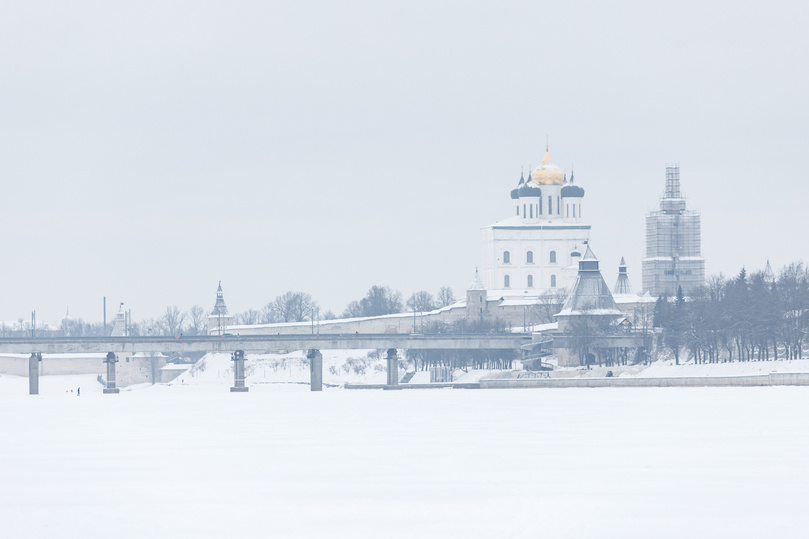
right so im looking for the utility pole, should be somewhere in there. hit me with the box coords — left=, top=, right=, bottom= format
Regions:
left=31, top=310, right=36, bottom=338
left=103, top=296, right=107, bottom=337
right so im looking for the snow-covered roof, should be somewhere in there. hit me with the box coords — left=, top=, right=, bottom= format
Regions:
left=161, top=363, right=191, bottom=371
left=557, top=247, right=622, bottom=318
left=468, top=269, right=485, bottom=290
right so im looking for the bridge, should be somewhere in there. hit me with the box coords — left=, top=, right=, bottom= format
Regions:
left=0, top=333, right=530, bottom=354
left=5, top=333, right=531, bottom=395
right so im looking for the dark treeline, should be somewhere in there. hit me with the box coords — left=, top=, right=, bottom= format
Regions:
left=406, top=318, right=516, bottom=371
left=655, top=262, right=809, bottom=364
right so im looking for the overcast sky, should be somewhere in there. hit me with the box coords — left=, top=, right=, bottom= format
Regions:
left=1, top=0, right=807, bottom=324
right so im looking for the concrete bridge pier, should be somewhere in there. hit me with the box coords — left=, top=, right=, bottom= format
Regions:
left=103, top=352, right=120, bottom=394
left=28, top=352, right=41, bottom=395
left=385, top=348, right=400, bottom=389
left=307, top=349, right=322, bottom=391
left=231, top=350, right=248, bottom=392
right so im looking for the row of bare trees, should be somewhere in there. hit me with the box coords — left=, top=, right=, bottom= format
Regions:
left=233, top=285, right=457, bottom=325
left=341, top=285, right=456, bottom=319
left=405, top=318, right=514, bottom=371
left=8, top=284, right=460, bottom=338
left=655, top=262, right=809, bottom=364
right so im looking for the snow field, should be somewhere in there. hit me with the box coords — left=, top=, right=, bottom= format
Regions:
left=2, top=379, right=809, bottom=538
left=170, top=350, right=391, bottom=388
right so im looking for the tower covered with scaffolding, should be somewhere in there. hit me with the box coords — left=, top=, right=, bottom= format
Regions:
left=642, top=165, right=705, bottom=296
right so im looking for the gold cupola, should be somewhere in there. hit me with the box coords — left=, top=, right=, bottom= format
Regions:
left=530, top=145, right=564, bottom=186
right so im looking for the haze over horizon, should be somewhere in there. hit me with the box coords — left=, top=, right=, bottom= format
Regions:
left=1, top=1, right=807, bottom=324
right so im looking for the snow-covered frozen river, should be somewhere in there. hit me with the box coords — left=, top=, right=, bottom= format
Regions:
left=2, top=376, right=808, bottom=538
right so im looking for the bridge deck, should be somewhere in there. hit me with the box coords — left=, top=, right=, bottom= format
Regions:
left=0, top=333, right=532, bottom=354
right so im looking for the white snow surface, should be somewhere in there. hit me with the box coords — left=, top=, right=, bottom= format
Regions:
left=2, top=365, right=809, bottom=538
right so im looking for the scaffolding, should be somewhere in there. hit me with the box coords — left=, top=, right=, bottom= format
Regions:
left=642, top=165, right=705, bottom=296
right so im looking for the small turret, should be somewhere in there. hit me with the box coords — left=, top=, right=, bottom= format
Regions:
left=207, top=281, right=234, bottom=335
left=613, top=257, right=634, bottom=295
left=466, top=269, right=487, bottom=319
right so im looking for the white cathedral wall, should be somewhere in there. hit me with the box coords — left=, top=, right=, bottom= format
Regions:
left=481, top=224, right=590, bottom=292
left=562, top=198, right=583, bottom=223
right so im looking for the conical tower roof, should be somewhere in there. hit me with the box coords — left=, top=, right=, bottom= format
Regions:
left=613, top=256, right=635, bottom=295
left=557, top=247, right=622, bottom=317
left=109, top=303, right=127, bottom=337
left=468, top=268, right=485, bottom=291
left=211, top=281, right=229, bottom=315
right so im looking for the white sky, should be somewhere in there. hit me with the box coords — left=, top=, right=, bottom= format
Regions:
left=1, top=1, right=807, bottom=323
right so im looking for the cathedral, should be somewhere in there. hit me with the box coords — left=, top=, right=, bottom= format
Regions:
left=481, top=145, right=590, bottom=295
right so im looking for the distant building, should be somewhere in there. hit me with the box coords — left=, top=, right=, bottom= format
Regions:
left=642, top=165, right=705, bottom=296
left=207, top=281, right=233, bottom=335
left=554, top=246, right=627, bottom=367
left=109, top=304, right=128, bottom=337
left=556, top=246, right=622, bottom=328
left=481, top=145, right=590, bottom=295
left=613, top=257, right=634, bottom=296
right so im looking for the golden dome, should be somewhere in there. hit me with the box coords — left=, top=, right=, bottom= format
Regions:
left=530, top=146, right=564, bottom=185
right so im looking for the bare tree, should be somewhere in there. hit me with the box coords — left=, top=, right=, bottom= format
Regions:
left=261, top=302, right=277, bottom=324
left=342, top=301, right=363, bottom=318
left=407, top=291, right=436, bottom=312
left=187, top=305, right=208, bottom=335
left=236, top=309, right=261, bottom=325
left=60, top=318, right=87, bottom=337
left=162, top=306, right=186, bottom=336
left=533, top=289, right=567, bottom=324
left=139, top=317, right=163, bottom=336
left=343, top=285, right=402, bottom=317
left=633, top=300, right=655, bottom=363
left=271, top=291, right=318, bottom=323
left=437, top=286, right=456, bottom=307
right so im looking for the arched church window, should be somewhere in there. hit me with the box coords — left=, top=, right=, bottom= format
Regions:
left=551, top=275, right=557, bottom=287
left=516, top=206, right=519, bottom=216
left=503, top=251, right=511, bottom=264
left=526, top=251, right=534, bottom=264
left=566, top=204, right=569, bottom=218
left=530, top=205, right=533, bottom=218
left=578, top=203, right=581, bottom=217
left=548, top=196, right=552, bottom=215
left=550, top=251, right=557, bottom=264
left=573, top=204, right=576, bottom=218
left=539, top=197, right=542, bottom=214
left=557, top=196, right=560, bottom=214
left=523, top=204, right=526, bottom=217
left=527, top=275, right=533, bottom=288
left=504, top=275, right=510, bottom=288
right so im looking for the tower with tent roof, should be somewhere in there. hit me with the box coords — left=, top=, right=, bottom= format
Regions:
left=207, top=281, right=233, bottom=335
left=613, top=257, right=634, bottom=296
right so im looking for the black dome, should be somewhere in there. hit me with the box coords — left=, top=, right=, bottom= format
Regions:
left=561, top=185, right=585, bottom=198
left=518, top=184, right=542, bottom=197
